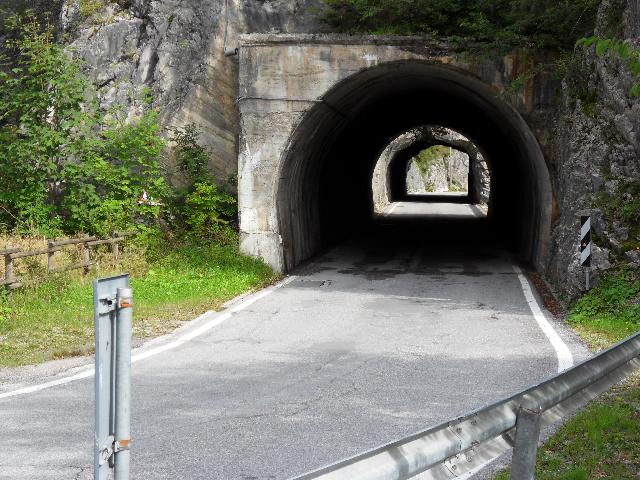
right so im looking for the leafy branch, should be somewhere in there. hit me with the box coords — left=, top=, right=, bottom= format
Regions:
left=577, top=36, right=640, bottom=97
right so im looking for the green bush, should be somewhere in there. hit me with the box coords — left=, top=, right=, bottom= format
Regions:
left=184, top=182, right=237, bottom=242
left=0, top=13, right=167, bottom=237
left=171, top=123, right=209, bottom=183
left=166, top=124, right=238, bottom=241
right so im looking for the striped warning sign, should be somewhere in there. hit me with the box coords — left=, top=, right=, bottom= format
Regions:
left=580, top=216, right=592, bottom=268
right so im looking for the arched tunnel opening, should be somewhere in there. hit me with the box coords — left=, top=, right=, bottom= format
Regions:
left=372, top=126, right=492, bottom=210
left=277, top=61, right=552, bottom=273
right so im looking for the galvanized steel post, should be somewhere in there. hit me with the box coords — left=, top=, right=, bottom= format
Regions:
left=114, top=287, right=133, bottom=480
left=93, top=274, right=131, bottom=480
left=510, top=403, right=542, bottom=480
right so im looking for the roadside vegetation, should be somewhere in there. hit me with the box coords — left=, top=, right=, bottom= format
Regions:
left=320, top=0, right=600, bottom=50
left=0, top=13, right=275, bottom=368
left=0, top=238, right=274, bottom=368
left=494, top=270, right=640, bottom=480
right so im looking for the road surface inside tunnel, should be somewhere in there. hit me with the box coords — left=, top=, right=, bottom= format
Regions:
left=0, top=202, right=589, bottom=480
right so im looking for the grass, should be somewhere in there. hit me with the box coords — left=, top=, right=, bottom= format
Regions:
left=494, top=372, right=640, bottom=480
left=568, top=268, right=640, bottom=350
left=0, top=238, right=276, bottom=368
left=494, top=267, right=640, bottom=480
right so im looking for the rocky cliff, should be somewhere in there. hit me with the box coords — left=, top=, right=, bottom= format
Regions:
left=407, top=149, right=470, bottom=195
left=58, top=0, right=322, bottom=183
left=548, top=0, right=640, bottom=296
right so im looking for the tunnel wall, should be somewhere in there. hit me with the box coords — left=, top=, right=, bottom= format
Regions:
left=238, top=34, right=558, bottom=273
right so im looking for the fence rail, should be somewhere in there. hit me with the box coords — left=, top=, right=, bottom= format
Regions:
left=290, top=332, right=640, bottom=480
left=2, top=231, right=136, bottom=290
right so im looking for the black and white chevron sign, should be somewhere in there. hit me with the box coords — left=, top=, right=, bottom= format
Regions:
left=580, top=215, right=592, bottom=268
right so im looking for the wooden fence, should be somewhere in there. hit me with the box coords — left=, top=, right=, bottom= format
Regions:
left=1, top=231, right=136, bottom=290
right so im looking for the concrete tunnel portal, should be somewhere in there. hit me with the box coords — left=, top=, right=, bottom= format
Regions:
left=276, top=61, right=552, bottom=273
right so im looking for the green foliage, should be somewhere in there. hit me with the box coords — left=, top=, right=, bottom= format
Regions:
left=171, top=123, right=209, bottom=183
left=320, top=0, right=600, bottom=50
left=0, top=14, right=90, bottom=235
left=79, top=0, right=106, bottom=18
left=184, top=182, right=237, bottom=242
left=577, top=36, right=640, bottom=98
left=413, top=145, right=451, bottom=175
left=0, top=13, right=167, bottom=237
left=165, top=124, right=238, bottom=240
left=63, top=110, right=168, bottom=236
left=569, top=269, right=640, bottom=347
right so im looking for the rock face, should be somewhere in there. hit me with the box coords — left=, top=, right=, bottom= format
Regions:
left=548, top=0, right=640, bottom=297
left=407, top=148, right=469, bottom=195
left=60, top=0, right=323, bottom=183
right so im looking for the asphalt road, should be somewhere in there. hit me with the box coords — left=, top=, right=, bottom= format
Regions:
left=0, top=203, right=590, bottom=479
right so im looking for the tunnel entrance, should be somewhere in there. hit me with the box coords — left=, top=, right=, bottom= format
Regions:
left=277, top=61, right=551, bottom=273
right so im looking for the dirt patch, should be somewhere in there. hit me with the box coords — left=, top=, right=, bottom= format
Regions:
left=526, top=270, right=567, bottom=319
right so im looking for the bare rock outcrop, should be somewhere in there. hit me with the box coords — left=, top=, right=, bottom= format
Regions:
left=549, top=0, right=640, bottom=296
left=59, top=0, right=323, bottom=183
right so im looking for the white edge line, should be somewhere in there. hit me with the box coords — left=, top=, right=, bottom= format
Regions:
left=0, top=275, right=298, bottom=400
left=385, top=203, right=398, bottom=216
left=513, top=265, right=574, bottom=373
left=448, top=266, right=575, bottom=480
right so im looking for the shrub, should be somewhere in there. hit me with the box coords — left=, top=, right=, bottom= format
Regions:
left=0, top=13, right=167, bottom=237
left=183, top=182, right=237, bottom=242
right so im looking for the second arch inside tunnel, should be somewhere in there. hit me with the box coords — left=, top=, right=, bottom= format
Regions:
left=276, top=61, right=552, bottom=273
left=371, top=126, right=492, bottom=213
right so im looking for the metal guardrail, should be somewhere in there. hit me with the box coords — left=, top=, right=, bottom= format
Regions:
left=290, top=332, right=640, bottom=480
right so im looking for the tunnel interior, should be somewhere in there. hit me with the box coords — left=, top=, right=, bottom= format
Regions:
left=277, top=62, right=551, bottom=273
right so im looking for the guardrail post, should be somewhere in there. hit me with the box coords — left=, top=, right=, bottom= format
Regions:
left=510, top=403, right=542, bottom=480
left=93, top=274, right=131, bottom=480
left=114, top=287, right=133, bottom=480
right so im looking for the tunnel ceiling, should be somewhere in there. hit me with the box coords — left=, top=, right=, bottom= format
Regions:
left=278, top=61, right=552, bottom=272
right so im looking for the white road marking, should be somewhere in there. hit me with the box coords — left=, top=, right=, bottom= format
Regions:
left=0, top=276, right=297, bottom=400
left=385, top=203, right=399, bottom=216
left=430, top=266, right=575, bottom=480
left=513, top=265, right=574, bottom=372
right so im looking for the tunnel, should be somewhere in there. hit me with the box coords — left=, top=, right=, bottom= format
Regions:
left=277, top=61, right=552, bottom=273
